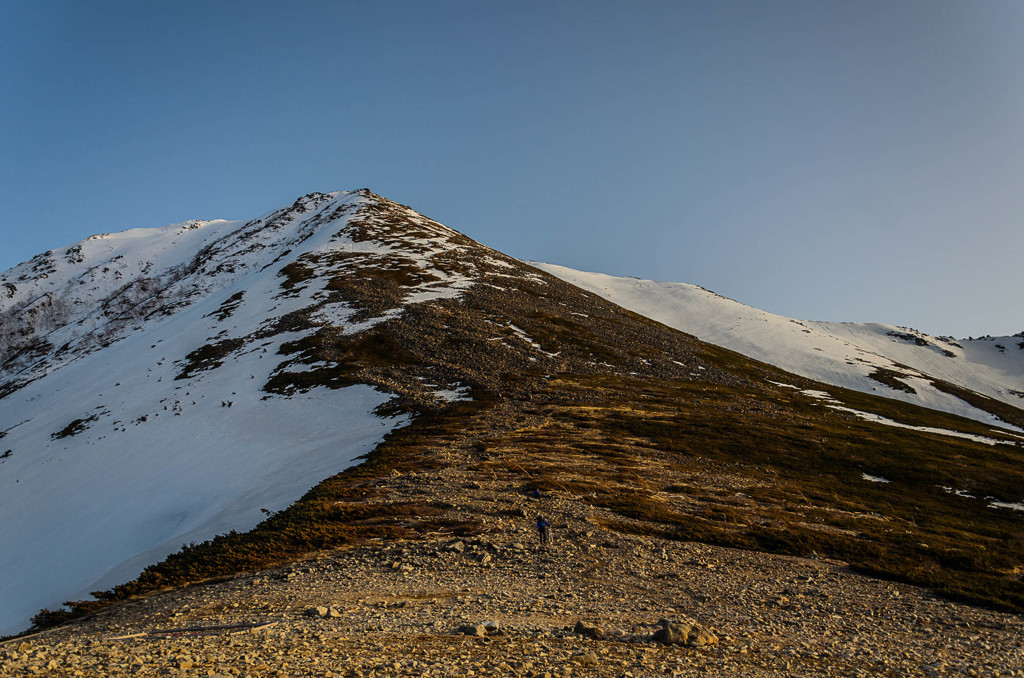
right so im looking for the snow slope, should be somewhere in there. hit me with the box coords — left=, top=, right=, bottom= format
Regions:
left=0, top=190, right=482, bottom=635
left=534, top=263, right=1024, bottom=428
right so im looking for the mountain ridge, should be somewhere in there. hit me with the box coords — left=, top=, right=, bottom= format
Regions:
left=533, top=262, right=1024, bottom=430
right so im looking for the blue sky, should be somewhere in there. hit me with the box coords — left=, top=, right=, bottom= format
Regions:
left=2, top=0, right=1022, bottom=338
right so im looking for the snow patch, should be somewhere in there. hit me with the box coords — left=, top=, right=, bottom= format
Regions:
left=767, top=381, right=800, bottom=389
left=989, top=501, right=1024, bottom=512
left=433, top=385, right=471, bottom=403
left=309, top=302, right=355, bottom=327
left=826, top=404, right=1013, bottom=446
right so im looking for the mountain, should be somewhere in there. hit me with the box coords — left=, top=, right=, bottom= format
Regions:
left=533, top=264, right=1024, bottom=430
left=2, top=190, right=1024, bottom=638
left=1, top=188, right=718, bottom=634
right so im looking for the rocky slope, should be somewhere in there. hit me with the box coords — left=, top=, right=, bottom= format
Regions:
left=3, top=461, right=1022, bottom=677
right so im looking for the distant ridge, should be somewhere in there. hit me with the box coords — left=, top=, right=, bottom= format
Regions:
left=534, top=262, right=1024, bottom=429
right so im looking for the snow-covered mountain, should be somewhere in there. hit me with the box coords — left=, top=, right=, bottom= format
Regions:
left=0, top=190, right=510, bottom=635
left=534, top=263, right=1024, bottom=429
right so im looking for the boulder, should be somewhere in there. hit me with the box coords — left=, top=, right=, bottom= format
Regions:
left=573, top=620, right=606, bottom=640
left=456, top=620, right=499, bottom=637
left=651, top=619, right=718, bottom=647
left=304, top=605, right=342, bottom=619
left=456, top=624, right=487, bottom=637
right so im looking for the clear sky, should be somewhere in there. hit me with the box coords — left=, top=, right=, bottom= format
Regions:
left=2, top=1, right=1022, bottom=338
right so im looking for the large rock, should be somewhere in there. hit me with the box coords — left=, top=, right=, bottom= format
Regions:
left=573, top=620, right=606, bottom=640
left=651, top=618, right=718, bottom=646
left=304, top=605, right=341, bottom=618
left=456, top=620, right=500, bottom=637
left=456, top=624, right=487, bottom=637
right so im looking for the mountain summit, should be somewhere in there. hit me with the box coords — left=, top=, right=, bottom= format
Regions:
left=2, top=190, right=1023, bottom=637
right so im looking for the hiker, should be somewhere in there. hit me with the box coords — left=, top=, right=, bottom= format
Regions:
left=530, top=488, right=542, bottom=499
left=536, top=515, right=550, bottom=545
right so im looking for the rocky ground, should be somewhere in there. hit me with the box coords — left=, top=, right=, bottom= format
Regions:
left=2, top=466, right=1022, bottom=678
